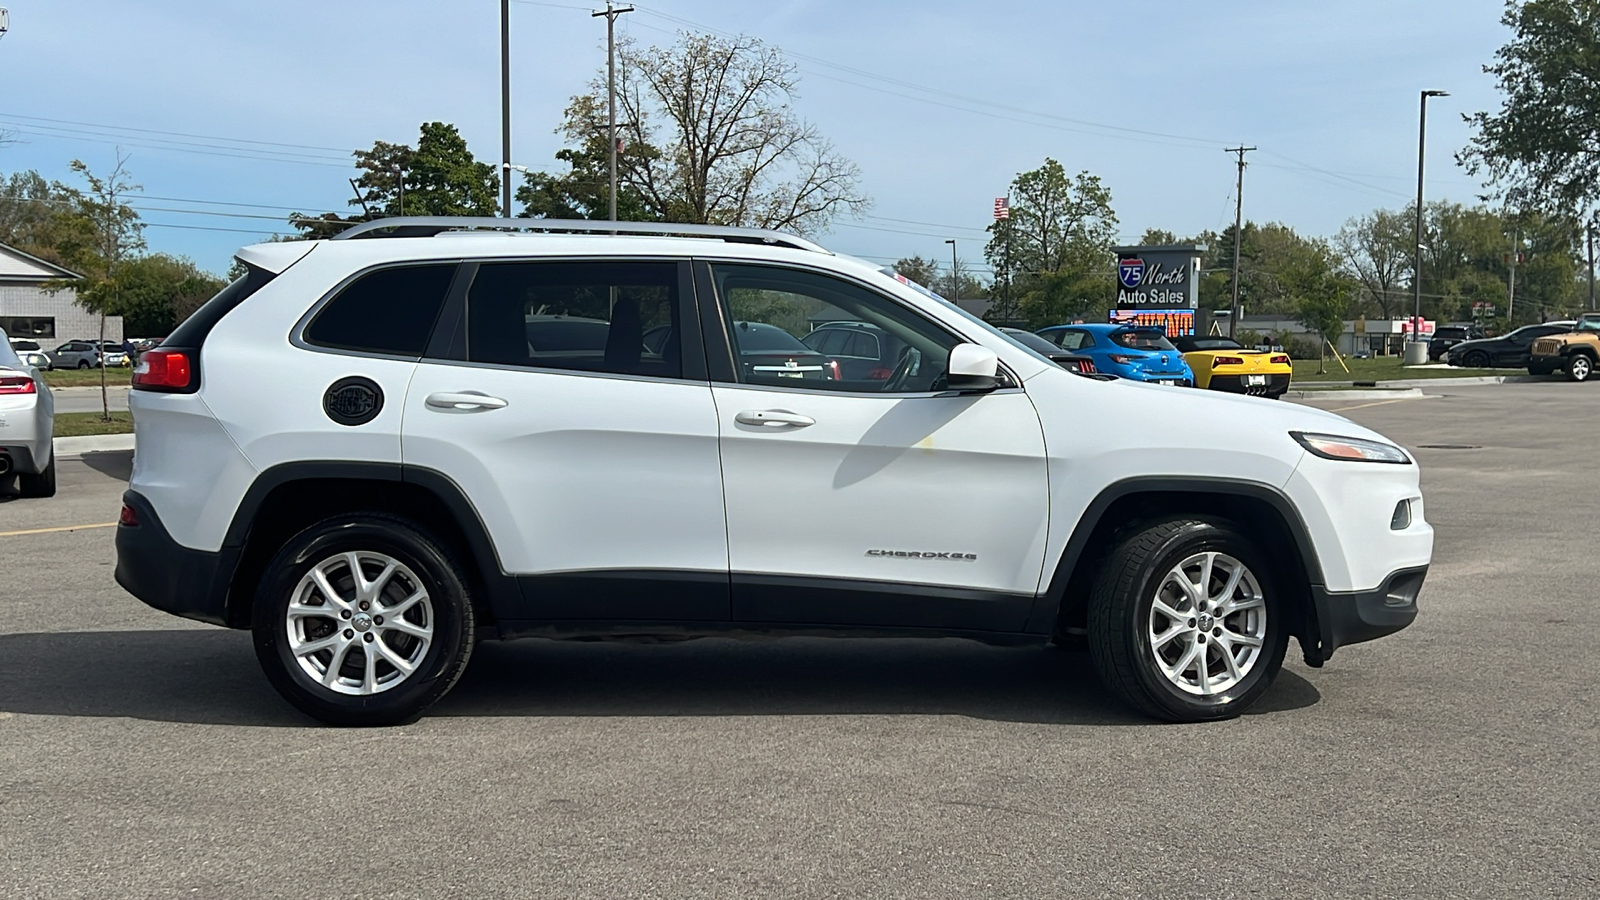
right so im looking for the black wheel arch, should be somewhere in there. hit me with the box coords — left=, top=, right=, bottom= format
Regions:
left=219, top=461, right=516, bottom=630
left=1029, top=477, right=1326, bottom=663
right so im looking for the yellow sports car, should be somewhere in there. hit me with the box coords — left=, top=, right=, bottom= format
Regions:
left=1171, top=336, right=1292, bottom=398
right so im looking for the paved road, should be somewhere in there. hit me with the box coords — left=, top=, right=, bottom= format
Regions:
left=50, top=385, right=131, bottom=414
left=1, top=382, right=1595, bottom=898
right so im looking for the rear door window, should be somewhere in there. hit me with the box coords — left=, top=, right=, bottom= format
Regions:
left=305, top=264, right=455, bottom=357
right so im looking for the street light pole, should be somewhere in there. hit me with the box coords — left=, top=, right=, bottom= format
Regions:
left=500, top=0, right=512, bottom=218
left=1412, top=90, right=1449, bottom=352
left=945, top=239, right=959, bottom=306
left=1225, top=145, right=1256, bottom=340
left=594, top=2, right=634, bottom=224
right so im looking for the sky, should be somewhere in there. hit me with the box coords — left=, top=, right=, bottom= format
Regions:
left=0, top=0, right=1512, bottom=278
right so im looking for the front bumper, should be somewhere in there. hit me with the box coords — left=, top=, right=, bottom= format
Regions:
left=1304, top=565, right=1426, bottom=664
left=115, top=489, right=239, bottom=627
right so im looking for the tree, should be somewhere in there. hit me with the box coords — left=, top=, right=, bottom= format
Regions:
left=1461, top=0, right=1600, bottom=217
left=892, top=255, right=941, bottom=287
left=517, top=112, right=662, bottom=221
left=57, top=154, right=144, bottom=419
left=555, top=32, right=868, bottom=234
left=1286, top=241, right=1357, bottom=374
left=110, top=254, right=226, bottom=335
left=1335, top=208, right=1412, bottom=320
left=292, top=123, right=500, bottom=237
left=0, top=170, right=89, bottom=267
left=984, top=158, right=1118, bottom=327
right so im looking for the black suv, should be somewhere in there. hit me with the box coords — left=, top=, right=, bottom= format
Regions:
left=1428, top=324, right=1484, bottom=361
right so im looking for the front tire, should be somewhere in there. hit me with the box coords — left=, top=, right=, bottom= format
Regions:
left=1528, top=361, right=1557, bottom=377
left=1567, top=354, right=1594, bottom=382
left=1087, top=519, right=1289, bottom=722
left=252, top=514, right=475, bottom=726
left=18, top=453, right=56, bottom=498
left=1462, top=350, right=1491, bottom=369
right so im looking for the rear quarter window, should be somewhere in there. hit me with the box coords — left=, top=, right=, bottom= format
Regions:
left=304, top=264, right=455, bottom=356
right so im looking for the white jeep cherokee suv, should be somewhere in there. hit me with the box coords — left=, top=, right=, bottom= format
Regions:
left=116, top=218, right=1432, bottom=726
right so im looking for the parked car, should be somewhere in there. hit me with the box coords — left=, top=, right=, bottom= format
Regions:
left=998, top=327, right=1099, bottom=375
left=7, top=337, right=52, bottom=370
left=801, top=321, right=901, bottom=384
left=0, top=328, right=57, bottom=497
left=1528, top=312, right=1600, bottom=381
left=117, top=217, right=1431, bottom=726
left=1034, top=323, right=1195, bottom=385
left=732, top=320, right=838, bottom=383
left=47, top=339, right=103, bottom=369
left=1171, top=336, right=1292, bottom=399
left=94, top=341, right=130, bottom=367
left=1445, top=321, right=1574, bottom=369
left=1427, top=324, right=1485, bottom=361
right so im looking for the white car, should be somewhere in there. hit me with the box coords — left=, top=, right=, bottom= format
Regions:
left=8, top=338, right=53, bottom=370
left=0, top=328, right=57, bottom=497
left=116, top=218, right=1433, bottom=726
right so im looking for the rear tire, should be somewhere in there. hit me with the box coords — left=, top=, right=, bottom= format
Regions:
left=1463, top=350, right=1491, bottom=369
left=1567, top=354, right=1594, bottom=382
left=252, top=513, right=475, bottom=726
left=18, top=453, right=56, bottom=498
left=1087, top=518, right=1289, bottom=722
left=75, top=360, right=89, bottom=369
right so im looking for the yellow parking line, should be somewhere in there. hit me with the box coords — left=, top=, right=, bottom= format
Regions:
left=0, top=522, right=117, bottom=538
left=1328, top=398, right=1417, bottom=412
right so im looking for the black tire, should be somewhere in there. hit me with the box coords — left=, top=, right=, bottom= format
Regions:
left=75, top=360, right=89, bottom=369
left=1528, top=361, right=1557, bottom=377
left=1567, top=354, right=1594, bottom=382
left=1087, top=518, right=1290, bottom=722
left=252, top=513, right=475, bottom=726
left=1462, top=350, right=1491, bottom=369
left=17, top=453, right=56, bottom=498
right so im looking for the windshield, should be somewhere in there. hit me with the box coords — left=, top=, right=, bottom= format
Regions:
left=1174, top=337, right=1242, bottom=352
left=1111, top=328, right=1176, bottom=351
left=733, top=321, right=811, bottom=353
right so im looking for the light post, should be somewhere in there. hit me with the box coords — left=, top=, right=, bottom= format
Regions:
left=1408, top=89, right=1449, bottom=363
left=945, top=239, right=959, bottom=306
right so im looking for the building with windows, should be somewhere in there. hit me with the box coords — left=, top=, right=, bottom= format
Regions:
left=0, top=241, right=122, bottom=343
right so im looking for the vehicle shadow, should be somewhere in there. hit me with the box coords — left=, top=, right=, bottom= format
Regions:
left=78, top=449, right=134, bottom=481
left=0, top=630, right=1320, bottom=727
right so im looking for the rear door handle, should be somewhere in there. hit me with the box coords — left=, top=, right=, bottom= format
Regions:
left=735, top=409, right=815, bottom=428
left=425, top=391, right=508, bottom=411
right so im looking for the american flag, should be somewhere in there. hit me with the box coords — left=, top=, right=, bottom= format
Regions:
left=993, top=197, right=1010, bottom=219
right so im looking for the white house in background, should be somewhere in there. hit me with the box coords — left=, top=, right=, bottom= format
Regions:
left=0, top=241, right=122, bottom=344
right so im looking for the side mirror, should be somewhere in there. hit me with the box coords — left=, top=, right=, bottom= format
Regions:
left=947, top=343, right=1000, bottom=393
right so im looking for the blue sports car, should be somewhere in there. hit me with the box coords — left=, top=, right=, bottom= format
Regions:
left=1034, top=323, right=1195, bottom=386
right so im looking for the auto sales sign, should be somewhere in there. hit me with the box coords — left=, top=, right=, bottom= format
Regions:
left=1112, top=244, right=1203, bottom=309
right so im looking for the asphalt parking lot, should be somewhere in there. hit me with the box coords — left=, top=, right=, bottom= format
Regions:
left=2, top=381, right=1596, bottom=899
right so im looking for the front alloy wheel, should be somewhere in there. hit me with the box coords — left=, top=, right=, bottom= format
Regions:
left=1568, top=355, right=1593, bottom=382
left=1088, top=518, right=1289, bottom=722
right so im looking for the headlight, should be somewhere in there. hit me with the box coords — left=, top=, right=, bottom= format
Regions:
left=1291, top=431, right=1411, bottom=464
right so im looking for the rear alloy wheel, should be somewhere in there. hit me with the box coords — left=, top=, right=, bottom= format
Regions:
left=75, top=360, right=89, bottom=369
left=253, top=514, right=474, bottom=726
left=1463, top=350, right=1491, bottom=369
left=18, top=453, right=56, bottom=498
left=1567, top=355, right=1594, bottom=382
left=1088, top=519, right=1289, bottom=722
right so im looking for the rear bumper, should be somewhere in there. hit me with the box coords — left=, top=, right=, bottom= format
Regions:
left=115, top=489, right=239, bottom=628
left=1207, top=373, right=1291, bottom=396
left=0, top=444, right=39, bottom=474
left=1305, top=565, right=1426, bottom=664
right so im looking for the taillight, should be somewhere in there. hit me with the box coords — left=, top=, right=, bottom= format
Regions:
left=132, top=349, right=193, bottom=391
left=1212, top=356, right=1245, bottom=367
left=1270, top=355, right=1289, bottom=365
left=1108, top=354, right=1138, bottom=364
left=0, top=376, right=36, bottom=395
left=119, top=504, right=140, bottom=527
left=1080, top=359, right=1095, bottom=373
left=827, top=359, right=841, bottom=380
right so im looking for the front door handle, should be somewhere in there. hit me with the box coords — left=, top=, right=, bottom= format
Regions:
left=425, top=391, right=508, bottom=411
left=735, top=409, right=815, bottom=428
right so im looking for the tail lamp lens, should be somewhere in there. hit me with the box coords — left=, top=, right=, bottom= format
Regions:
left=119, top=504, right=140, bottom=527
left=1270, top=355, right=1290, bottom=365
left=1108, top=354, right=1138, bottom=364
left=133, top=350, right=193, bottom=390
left=1212, top=356, right=1245, bottom=367
left=0, top=376, right=36, bottom=394
left=827, top=359, right=842, bottom=381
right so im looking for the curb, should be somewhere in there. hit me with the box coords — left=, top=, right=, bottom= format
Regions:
left=54, top=434, right=135, bottom=458
left=1286, top=388, right=1429, bottom=401
left=1297, top=374, right=1551, bottom=390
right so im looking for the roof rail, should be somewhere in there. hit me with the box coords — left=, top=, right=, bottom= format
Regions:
left=328, top=216, right=830, bottom=254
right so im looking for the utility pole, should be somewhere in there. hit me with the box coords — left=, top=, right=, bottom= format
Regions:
left=1412, top=90, right=1449, bottom=354
left=594, top=1, right=634, bottom=224
left=501, top=0, right=512, bottom=218
left=945, top=239, right=959, bottom=307
left=1507, top=228, right=1519, bottom=324
left=1225, top=145, right=1255, bottom=340
left=1589, top=218, right=1596, bottom=310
